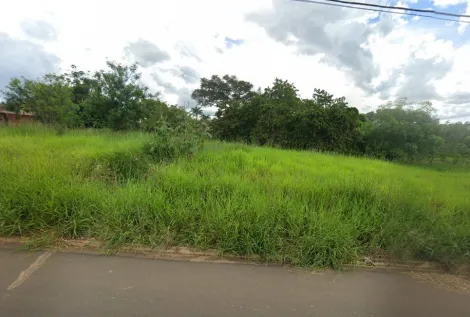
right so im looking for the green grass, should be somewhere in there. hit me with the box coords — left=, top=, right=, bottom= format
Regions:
left=1, top=124, right=469, bottom=268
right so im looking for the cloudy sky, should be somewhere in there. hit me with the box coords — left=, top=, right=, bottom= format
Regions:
left=1, top=0, right=469, bottom=121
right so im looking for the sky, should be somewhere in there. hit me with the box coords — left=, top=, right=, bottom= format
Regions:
left=1, top=0, right=469, bottom=121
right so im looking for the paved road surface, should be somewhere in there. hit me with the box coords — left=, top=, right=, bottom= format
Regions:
left=1, top=249, right=469, bottom=317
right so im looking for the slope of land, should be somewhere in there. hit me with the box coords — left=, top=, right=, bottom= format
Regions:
left=0, top=125, right=469, bottom=268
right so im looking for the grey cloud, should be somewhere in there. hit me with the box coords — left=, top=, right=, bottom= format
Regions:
left=176, top=43, right=202, bottom=62
left=125, top=39, right=170, bottom=67
left=373, top=55, right=463, bottom=121
left=446, top=92, right=470, bottom=105
left=171, top=66, right=200, bottom=84
left=162, top=66, right=200, bottom=84
left=440, top=109, right=470, bottom=120
left=247, top=0, right=457, bottom=109
left=438, top=93, right=470, bottom=122
left=215, top=47, right=224, bottom=54
left=0, top=32, right=60, bottom=93
left=376, top=16, right=394, bottom=37
left=20, top=19, right=57, bottom=41
left=180, top=66, right=199, bottom=83
left=439, top=104, right=470, bottom=122
left=247, top=0, right=380, bottom=91
left=151, top=73, right=196, bottom=108
left=151, top=73, right=179, bottom=95
left=176, top=87, right=196, bottom=108
left=396, top=83, right=441, bottom=102
left=375, top=78, right=397, bottom=100
left=378, top=57, right=452, bottom=102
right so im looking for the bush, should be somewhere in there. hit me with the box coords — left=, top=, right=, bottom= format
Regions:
left=143, top=119, right=210, bottom=162
left=89, top=151, right=151, bottom=182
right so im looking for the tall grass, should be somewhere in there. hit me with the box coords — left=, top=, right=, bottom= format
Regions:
left=1, top=124, right=469, bottom=268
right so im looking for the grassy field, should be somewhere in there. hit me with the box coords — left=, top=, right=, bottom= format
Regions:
left=1, top=124, right=469, bottom=268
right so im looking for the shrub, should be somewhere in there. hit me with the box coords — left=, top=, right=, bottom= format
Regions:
left=143, top=119, right=210, bottom=162
left=89, top=151, right=151, bottom=182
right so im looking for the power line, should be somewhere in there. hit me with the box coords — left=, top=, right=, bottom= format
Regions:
left=294, top=0, right=470, bottom=18
left=292, top=0, right=470, bottom=24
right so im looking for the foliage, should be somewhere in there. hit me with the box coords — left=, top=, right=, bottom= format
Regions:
left=193, top=76, right=365, bottom=154
left=191, top=74, right=254, bottom=116
left=2, top=61, right=469, bottom=164
left=190, top=106, right=203, bottom=120
left=363, top=99, right=441, bottom=162
left=192, top=74, right=469, bottom=163
left=438, top=121, right=470, bottom=165
left=81, top=61, right=156, bottom=130
left=1, top=61, right=194, bottom=133
left=143, top=116, right=211, bottom=162
left=2, top=77, right=33, bottom=114
left=2, top=75, right=79, bottom=129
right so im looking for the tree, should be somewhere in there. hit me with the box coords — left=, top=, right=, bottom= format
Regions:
left=4, top=60, right=469, bottom=166
left=251, top=79, right=301, bottom=146
left=363, top=99, right=441, bottom=161
left=139, top=99, right=180, bottom=132
left=190, top=106, right=203, bottom=120
left=191, top=74, right=254, bottom=118
left=82, top=61, right=154, bottom=130
left=438, top=121, right=470, bottom=164
left=2, top=75, right=79, bottom=128
left=2, top=77, right=34, bottom=114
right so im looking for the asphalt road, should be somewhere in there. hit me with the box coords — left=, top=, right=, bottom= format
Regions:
left=1, top=249, right=469, bottom=317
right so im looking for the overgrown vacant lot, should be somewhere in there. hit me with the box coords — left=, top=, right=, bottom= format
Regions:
left=1, top=125, right=469, bottom=268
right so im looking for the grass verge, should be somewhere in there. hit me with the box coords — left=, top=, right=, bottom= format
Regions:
left=1, top=124, right=469, bottom=269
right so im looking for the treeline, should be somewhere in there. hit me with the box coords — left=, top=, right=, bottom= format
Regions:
left=1, top=61, right=210, bottom=162
left=2, top=62, right=469, bottom=164
left=2, top=61, right=192, bottom=132
left=192, top=75, right=470, bottom=164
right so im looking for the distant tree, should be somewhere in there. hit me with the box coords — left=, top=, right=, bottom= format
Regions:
left=82, top=61, right=154, bottom=130
left=438, top=121, right=470, bottom=164
left=139, top=99, right=182, bottom=132
left=191, top=74, right=254, bottom=118
left=192, top=74, right=256, bottom=140
left=364, top=99, right=441, bottom=161
left=4, top=61, right=469, bottom=165
left=59, top=65, right=93, bottom=105
left=252, top=79, right=301, bottom=146
left=2, top=77, right=34, bottom=114
left=2, top=75, right=79, bottom=128
left=190, top=106, right=203, bottom=120
left=56, top=65, right=95, bottom=127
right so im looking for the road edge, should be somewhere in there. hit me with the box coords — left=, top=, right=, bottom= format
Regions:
left=1, top=236, right=469, bottom=276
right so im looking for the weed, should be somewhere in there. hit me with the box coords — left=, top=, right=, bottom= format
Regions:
left=143, top=120, right=210, bottom=162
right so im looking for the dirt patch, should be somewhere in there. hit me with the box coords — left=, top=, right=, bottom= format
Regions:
left=1, top=236, right=469, bottom=275
left=0, top=237, right=261, bottom=265
left=409, top=271, right=470, bottom=293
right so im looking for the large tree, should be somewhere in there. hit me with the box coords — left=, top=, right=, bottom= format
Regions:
left=364, top=99, right=441, bottom=161
left=81, top=61, right=156, bottom=130
left=2, top=75, right=79, bottom=128
left=191, top=74, right=254, bottom=118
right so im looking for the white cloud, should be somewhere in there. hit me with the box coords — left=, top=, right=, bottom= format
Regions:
left=0, top=0, right=469, bottom=120
left=433, top=0, right=467, bottom=7
left=458, top=1, right=470, bottom=34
